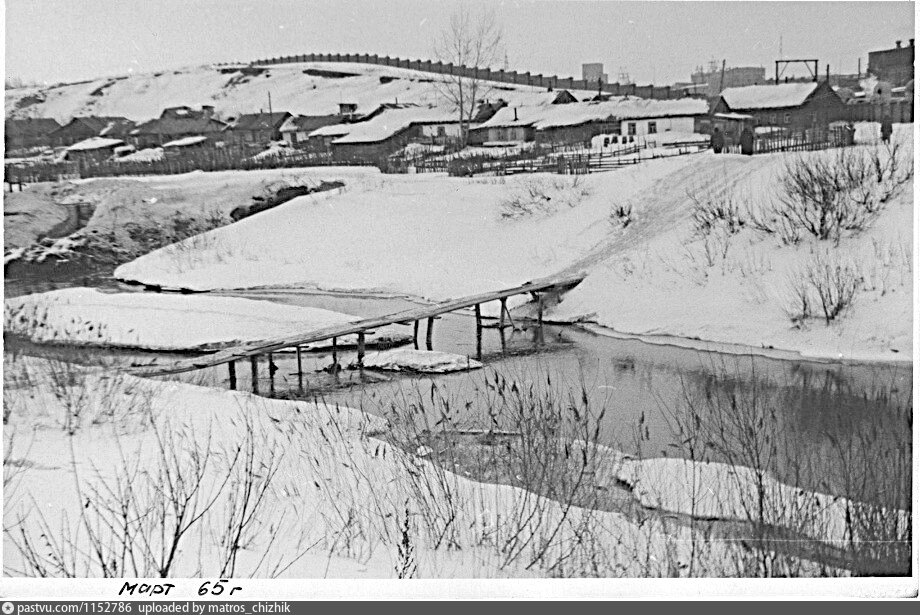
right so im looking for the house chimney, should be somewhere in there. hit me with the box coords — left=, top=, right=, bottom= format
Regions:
left=201, top=105, right=215, bottom=119
left=895, top=40, right=902, bottom=48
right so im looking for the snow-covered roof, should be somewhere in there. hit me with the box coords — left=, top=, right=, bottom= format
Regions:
left=478, top=97, right=709, bottom=130
left=66, top=136, right=124, bottom=151
left=162, top=135, right=208, bottom=148
left=308, top=123, right=353, bottom=138
left=331, top=106, right=457, bottom=144
left=713, top=112, right=754, bottom=121
left=720, top=82, right=818, bottom=110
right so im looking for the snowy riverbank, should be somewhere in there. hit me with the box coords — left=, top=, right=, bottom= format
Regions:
left=110, top=125, right=912, bottom=363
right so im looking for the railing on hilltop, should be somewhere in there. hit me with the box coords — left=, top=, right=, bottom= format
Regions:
left=242, top=52, right=687, bottom=101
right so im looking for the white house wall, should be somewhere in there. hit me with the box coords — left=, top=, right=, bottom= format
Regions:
left=619, top=116, right=696, bottom=137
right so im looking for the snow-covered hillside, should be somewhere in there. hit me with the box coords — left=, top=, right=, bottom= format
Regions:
left=5, top=62, right=591, bottom=123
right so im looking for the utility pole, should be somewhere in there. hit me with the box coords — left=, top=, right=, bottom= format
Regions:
left=268, top=91, right=273, bottom=116
left=719, top=59, right=726, bottom=93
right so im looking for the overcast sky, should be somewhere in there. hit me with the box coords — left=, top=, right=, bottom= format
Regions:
left=3, top=1, right=915, bottom=86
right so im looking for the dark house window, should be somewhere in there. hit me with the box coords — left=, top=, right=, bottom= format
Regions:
left=627, top=122, right=637, bottom=135
left=648, top=121, right=657, bottom=134
left=784, top=113, right=791, bottom=124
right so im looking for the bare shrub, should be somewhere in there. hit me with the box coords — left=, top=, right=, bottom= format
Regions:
left=786, top=250, right=862, bottom=325
left=688, top=189, right=745, bottom=238
left=752, top=145, right=912, bottom=244
left=367, top=369, right=612, bottom=574
left=609, top=202, right=633, bottom=228
left=5, top=408, right=284, bottom=578
left=124, top=208, right=226, bottom=257
left=499, top=176, right=591, bottom=219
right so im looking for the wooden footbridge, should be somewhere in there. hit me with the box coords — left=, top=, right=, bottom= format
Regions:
left=127, top=273, right=586, bottom=393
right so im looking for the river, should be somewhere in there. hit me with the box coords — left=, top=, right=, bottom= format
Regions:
left=5, top=278, right=911, bottom=513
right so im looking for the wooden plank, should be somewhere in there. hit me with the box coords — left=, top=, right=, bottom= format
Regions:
left=128, top=273, right=585, bottom=377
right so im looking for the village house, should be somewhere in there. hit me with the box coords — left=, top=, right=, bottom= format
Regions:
left=279, top=115, right=343, bottom=147
left=130, top=106, right=227, bottom=148
left=329, top=106, right=460, bottom=163
left=467, top=90, right=581, bottom=145
left=49, top=116, right=135, bottom=147
left=470, top=97, right=708, bottom=147
left=64, top=136, right=124, bottom=164
left=4, top=117, right=62, bottom=153
left=225, top=111, right=292, bottom=147
left=710, top=81, right=848, bottom=136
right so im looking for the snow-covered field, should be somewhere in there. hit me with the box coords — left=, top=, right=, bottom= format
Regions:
left=3, top=288, right=410, bottom=351
left=111, top=124, right=912, bottom=361
left=3, top=356, right=862, bottom=581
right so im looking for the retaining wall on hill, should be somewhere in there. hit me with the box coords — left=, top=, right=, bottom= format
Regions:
left=245, top=52, right=684, bottom=100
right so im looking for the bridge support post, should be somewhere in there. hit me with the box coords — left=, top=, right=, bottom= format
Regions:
left=357, top=332, right=365, bottom=367
left=426, top=317, right=435, bottom=350
left=296, top=346, right=303, bottom=393
left=413, top=321, right=419, bottom=349
left=331, top=337, right=338, bottom=369
left=228, top=361, right=237, bottom=390
left=536, top=294, right=545, bottom=345
left=474, top=304, right=482, bottom=360
left=268, top=353, right=276, bottom=397
left=250, top=356, right=259, bottom=394
left=498, top=298, right=507, bottom=352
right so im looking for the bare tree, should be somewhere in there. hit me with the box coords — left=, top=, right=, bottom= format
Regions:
left=434, top=5, right=503, bottom=146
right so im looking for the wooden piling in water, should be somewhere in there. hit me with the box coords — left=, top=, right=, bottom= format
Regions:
left=498, top=298, right=506, bottom=330
left=474, top=304, right=482, bottom=360
left=250, top=356, right=259, bottom=394
left=228, top=361, right=237, bottom=390
left=296, top=346, right=303, bottom=393
left=268, top=353, right=275, bottom=396
left=331, top=337, right=338, bottom=367
left=357, top=332, right=365, bottom=366
left=426, top=316, right=435, bottom=350
left=413, top=320, right=419, bottom=349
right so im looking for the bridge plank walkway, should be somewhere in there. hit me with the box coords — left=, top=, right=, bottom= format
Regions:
left=128, top=273, right=585, bottom=378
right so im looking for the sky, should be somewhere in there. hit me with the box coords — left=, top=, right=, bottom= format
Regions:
left=3, top=1, right=916, bottom=87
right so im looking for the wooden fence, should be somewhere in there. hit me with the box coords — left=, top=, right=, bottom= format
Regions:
left=3, top=147, right=376, bottom=185
left=750, top=128, right=851, bottom=155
